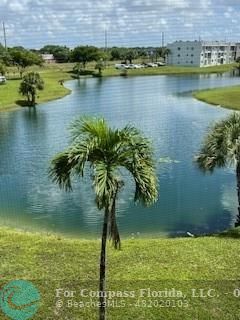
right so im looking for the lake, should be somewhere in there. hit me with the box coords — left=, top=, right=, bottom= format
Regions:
left=0, top=73, right=240, bottom=238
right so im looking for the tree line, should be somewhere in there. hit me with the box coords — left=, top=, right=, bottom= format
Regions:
left=39, top=44, right=170, bottom=63
left=0, top=43, right=170, bottom=75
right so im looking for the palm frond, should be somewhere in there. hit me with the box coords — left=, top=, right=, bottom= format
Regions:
left=196, top=119, right=229, bottom=172
left=69, top=116, right=109, bottom=142
left=50, top=116, right=158, bottom=250
left=118, top=132, right=158, bottom=206
left=49, top=151, right=74, bottom=191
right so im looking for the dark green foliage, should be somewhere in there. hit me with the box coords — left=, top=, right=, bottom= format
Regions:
left=19, top=72, right=44, bottom=106
left=71, top=46, right=103, bottom=68
left=9, top=48, right=43, bottom=77
left=40, top=45, right=71, bottom=63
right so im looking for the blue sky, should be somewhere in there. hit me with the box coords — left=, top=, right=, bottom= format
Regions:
left=0, top=0, right=239, bottom=48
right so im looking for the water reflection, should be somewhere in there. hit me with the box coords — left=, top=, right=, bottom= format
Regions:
left=0, top=73, right=240, bottom=237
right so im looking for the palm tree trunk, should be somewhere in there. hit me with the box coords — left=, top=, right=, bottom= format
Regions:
left=31, top=93, right=36, bottom=106
left=109, top=192, right=120, bottom=249
left=235, top=161, right=240, bottom=227
left=99, top=206, right=109, bottom=320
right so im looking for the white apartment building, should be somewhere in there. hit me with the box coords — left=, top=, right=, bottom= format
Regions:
left=236, top=43, right=240, bottom=61
left=167, top=40, right=238, bottom=67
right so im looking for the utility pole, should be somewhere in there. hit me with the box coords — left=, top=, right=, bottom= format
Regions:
left=104, top=28, right=108, bottom=51
left=2, top=22, right=7, bottom=50
left=162, top=32, right=164, bottom=49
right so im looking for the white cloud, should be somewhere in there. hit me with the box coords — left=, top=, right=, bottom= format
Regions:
left=184, top=23, right=193, bottom=28
left=0, top=0, right=239, bottom=48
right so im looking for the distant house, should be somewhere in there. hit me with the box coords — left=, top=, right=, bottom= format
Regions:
left=167, top=40, right=237, bottom=67
left=41, top=54, right=56, bottom=64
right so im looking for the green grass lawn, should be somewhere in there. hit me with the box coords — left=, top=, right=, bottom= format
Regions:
left=193, top=85, right=240, bottom=111
left=0, top=227, right=240, bottom=319
left=0, top=64, right=73, bottom=111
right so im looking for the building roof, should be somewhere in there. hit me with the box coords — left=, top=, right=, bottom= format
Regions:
left=41, top=54, right=55, bottom=60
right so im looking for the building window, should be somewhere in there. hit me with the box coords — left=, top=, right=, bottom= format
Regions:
left=178, top=54, right=181, bottom=57
left=191, top=47, right=194, bottom=50
left=191, top=54, right=194, bottom=57
left=178, top=47, right=181, bottom=50
left=191, top=61, right=193, bottom=64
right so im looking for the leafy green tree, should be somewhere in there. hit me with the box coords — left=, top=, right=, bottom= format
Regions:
left=19, top=72, right=44, bottom=106
left=110, top=47, right=128, bottom=61
left=124, top=49, right=138, bottom=64
left=10, top=49, right=43, bottom=77
left=110, top=47, right=122, bottom=60
left=110, top=47, right=142, bottom=62
left=71, top=46, right=102, bottom=68
left=0, top=63, right=6, bottom=76
left=155, top=47, right=171, bottom=62
left=196, top=112, right=240, bottom=227
left=0, top=43, right=11, bottom=65
left=50, top=117, right=158, bottom=320
left=40, top=45, right=71, bottom=63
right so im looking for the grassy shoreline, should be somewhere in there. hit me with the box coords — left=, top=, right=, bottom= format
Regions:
left=0, top=226, right=240, bottom=319
left=193, top=85, right=240, bottom=111
left=0, top=64, right=73, bottom=112
left=102, top=64, right=235, bottom=77
left=0, top=63, right=235, bottom=112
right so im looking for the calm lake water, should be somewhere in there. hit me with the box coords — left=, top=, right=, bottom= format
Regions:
left=0, top=73, right=240, bottom=238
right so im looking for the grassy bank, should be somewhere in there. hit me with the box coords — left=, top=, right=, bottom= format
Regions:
left=0, top=227, right=240, bottom=319
left=0, top=64, right=73, bottom=112
left=102, top=64, right=235, bottom=77
left=193, top=85, right=240, bottom=111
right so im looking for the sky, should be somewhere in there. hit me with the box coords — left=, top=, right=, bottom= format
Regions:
left=0, top=0, right=239, bottom=48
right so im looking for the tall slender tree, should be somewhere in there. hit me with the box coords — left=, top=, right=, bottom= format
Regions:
left=196, top=112, right=240, bottom=227
left=49, top=117, right=158, bottom=320
left=95, top=59, right=105, bottom=76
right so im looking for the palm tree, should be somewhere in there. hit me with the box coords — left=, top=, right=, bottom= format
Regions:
left=155, top=48, right=171, bottom=62
left=73, top=62, right=83, bottom=78
left=19, top=72, right=44, bottom=106
left=95, top=59, right=105, bottom=77
left=196, top=112, right=240, bottom=227
left=163, top=48, right=171, bottom=63
left=49, top=117, right=158, bottom=320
